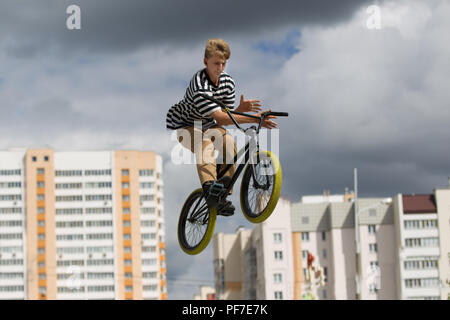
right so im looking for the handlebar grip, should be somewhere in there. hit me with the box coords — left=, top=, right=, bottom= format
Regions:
left=269, top=112, right=289, bottom=117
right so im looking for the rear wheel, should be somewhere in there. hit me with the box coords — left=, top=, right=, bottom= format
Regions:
left=240, top=151, right=282, bottom=223
left=177, top=188, right=217, bottom=255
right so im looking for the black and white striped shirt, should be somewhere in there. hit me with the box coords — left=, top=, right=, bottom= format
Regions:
left=166, top=68, right=235, bottom=130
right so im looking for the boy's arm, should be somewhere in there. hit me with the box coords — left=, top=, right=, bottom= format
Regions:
left=210, top=109, right=278, bottom=129
left=210, top=109, right=256, bottom=126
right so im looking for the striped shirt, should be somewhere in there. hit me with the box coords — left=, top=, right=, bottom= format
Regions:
left=166, top=68, right=235, bottom=130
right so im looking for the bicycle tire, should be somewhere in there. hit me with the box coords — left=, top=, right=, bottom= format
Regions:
left=177, top=188, right=217, bottom=255
left=240, top=150, right=282, bottom=223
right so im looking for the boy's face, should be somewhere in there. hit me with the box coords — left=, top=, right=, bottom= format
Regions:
left=204, top=55, right=227, bottom=79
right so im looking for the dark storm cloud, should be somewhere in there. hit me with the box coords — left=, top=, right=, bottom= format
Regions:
left=0, top=0, right=376, bottom=55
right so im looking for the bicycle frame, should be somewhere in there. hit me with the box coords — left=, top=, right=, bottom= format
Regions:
left=217, top=127, right=260, bottom=196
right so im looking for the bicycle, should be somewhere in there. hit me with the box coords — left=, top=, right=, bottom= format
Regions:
left=177, top=94, right=288, bottom=255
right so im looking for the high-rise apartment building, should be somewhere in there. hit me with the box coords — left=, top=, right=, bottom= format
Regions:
left=214, top=199, right=293, bottom=300
left=393, top=191, right=449, bottom=300
left=213, top=186, right=450, bottom=300
left=0, top=148, right=166, bottom=300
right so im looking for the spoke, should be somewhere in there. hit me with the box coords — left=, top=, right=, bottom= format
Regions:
left=183, top=194, right=210, bottom=248
left=246, top=160, right=275, bottom=216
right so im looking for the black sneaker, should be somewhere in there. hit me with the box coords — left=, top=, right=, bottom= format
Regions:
left=217, top=200, right=235, bottom=216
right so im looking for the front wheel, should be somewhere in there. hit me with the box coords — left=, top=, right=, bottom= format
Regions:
left=240, top=150, right=282, bottom=223
left=178, top=188, right=217, bottom=255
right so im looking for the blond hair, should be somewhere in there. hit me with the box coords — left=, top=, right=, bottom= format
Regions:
left=204, top=38, right=231, bottom=60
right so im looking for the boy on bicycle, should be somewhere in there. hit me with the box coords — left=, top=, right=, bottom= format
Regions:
left=166, top=38, right=278, bottom=216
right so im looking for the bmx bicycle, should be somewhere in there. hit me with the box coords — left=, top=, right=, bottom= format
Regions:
left=177, top=94, right=288, bottom=255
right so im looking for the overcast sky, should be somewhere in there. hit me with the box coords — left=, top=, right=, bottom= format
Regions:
left=1, top=0, right=449, bottom=299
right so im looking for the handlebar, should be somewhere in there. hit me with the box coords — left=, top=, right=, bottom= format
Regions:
left=268, top=112, right=289, bottom=117
left=199, top=93, right=288, bottom=132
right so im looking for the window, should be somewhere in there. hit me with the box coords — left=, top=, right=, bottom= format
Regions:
left=369, top=243, right=378, bottom=253
left=124, top=246, right=131, bottom=253
left=142, top=272, right=157, bottom=279
left=274, top=291, right=283, bottom=300
left=123, top=208, right=130, bottom=214
left=44, top=156, right=49, bottom=161
left=405, top=237, right=439, bottom=248
left=143, top=285, right=158, bottom=292
left=302, top=250, right=308, bottom=259
left=323, top=249, right=327, bottom=259
left=124, top=260, right=132, bottom=266
left=56, top=221, right=84, bottom=228
left=368, top=225, right=376, bottom=234
left=87, top=285, right=114, bottom=292
left=124, top=234, right=131, bottom=240
left=85, top=220, right=112, bottom=227
left=37, top=181, right=45, bottom=188
left=273, top=233, right=282, bottom=243
left=322, top=290, right=327, bottom=299
left=404, top=260, right=438, bottom=270
left=38, top=233, right=45, bottom=240
left=37, top=207, right=45, bottom=214
left=56, top=234, right=84, bottom=241
left=37, top=168, right=45, bottom=174
left=39, top=286, right=46, bottom=295
left=140, top=195, right=155, bottom=202
left=141, top=220, right=155, bottom=227
left=140, top=182, right=154, bottom=189
left=85, top=194, right=112, bottom=201
left=141, top=233, right=156, bottom=240
left=322, top=232, right=326, bottom=241
left=123, top=195, right=130, bottom=201
left=38, top=247, right=45, bottom=254
left=56, top=195, right=84, bottom=202
left=85, top=182, right=112, bottom=189
left=86, top=233, right=113, bottom=240
left=125, top=273, right=132, bottom=279
left=141, top=207, right=155, bottom=214
left=122, top=182, right=129, bottom=189
left=39, top=273, right=46, bottom=280
left=32, top=156, right=37, bottom=162
left=55, top=170, right=83, bottom=177
left=56, top=183, right=83, bottom=189
left=273, top=273, right=282, bottom=283
left=143, top=259, right=157, bottom=265
left=122, top=169, right=129, bottom=176
left=123, top=221, right=131, bottom=227
left=274, top=251, right=283, bottom=261
left=84, top=169, right=111, bottom=176
left=139, top=169, right=154, bottom=177
left=302, top=232, right=310, bottom=241
left=37, top=194, right=45, bottom=201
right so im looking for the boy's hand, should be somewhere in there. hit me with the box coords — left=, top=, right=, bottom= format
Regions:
left=255, top=109, right=278, bottom=129
left=237, top=94, right=262, bottom=113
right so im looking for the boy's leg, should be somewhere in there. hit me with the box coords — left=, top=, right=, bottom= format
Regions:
left=177, top=126, right=217, bottom=186
left=207, top=126, right=237, bottom=195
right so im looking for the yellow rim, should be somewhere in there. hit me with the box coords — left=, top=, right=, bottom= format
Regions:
left=240, top=151, right=282, bottom=223
left=178, top=188, right=217, bottom=255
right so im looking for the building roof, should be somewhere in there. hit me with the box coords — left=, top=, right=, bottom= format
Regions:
left=402, top=194, right=437, bottom=214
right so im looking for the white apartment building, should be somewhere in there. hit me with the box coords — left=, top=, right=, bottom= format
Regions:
left=393, top=190, right=449, bottom=300
left=214, top=198, right=293, bottom=300
left=0, top=148, right=166, bottom=300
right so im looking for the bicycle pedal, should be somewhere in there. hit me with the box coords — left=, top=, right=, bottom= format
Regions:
left=208, top=182, right=225, bottom=197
